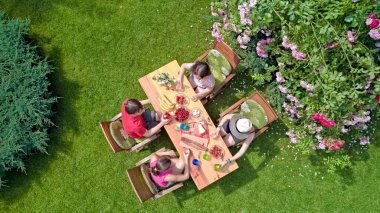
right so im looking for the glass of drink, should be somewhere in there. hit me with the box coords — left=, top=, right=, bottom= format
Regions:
left=202, top=153, right=210, bottom=160
left=192, top=158, right=200, bottom=166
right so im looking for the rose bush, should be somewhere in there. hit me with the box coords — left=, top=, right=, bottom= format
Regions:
left=210, top=0, right=380, bottom=171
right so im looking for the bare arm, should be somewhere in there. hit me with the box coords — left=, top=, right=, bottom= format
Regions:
left=221, top=132, right=255, bottom=167
left=164, top=149, right=191, bottom=182
left=194, top=86, right=214, bottom=99
left=143, top=120, right=166, bottom=137
left=164, top=160, right=190, bottom=182
left=177, top=63, right=193, bottom=85
left=155, top=150, right=176, bottom=158
left=140, top=99, right=151, bottom=105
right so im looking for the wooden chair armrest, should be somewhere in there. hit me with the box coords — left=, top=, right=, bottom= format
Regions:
left=130, top=133, right=161, bottom=153
left=153, top=183, right=184, bottom=199
left=197, top=50, right=210, bottom=61
left=218, top=97, right=247, bottom=121
left=111, top=113, right=122, bottom=121
left=135, top=146, right=167, bottom=167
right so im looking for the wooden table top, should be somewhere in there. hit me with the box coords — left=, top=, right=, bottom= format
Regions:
left=138, top=60, right=238, bottom=190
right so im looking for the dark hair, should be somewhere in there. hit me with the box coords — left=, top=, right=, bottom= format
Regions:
left=190, top=61, right=211, bottom=78
left=152, top=156, right=171, bottom=176
left=125, top=99, right=143, bottom=114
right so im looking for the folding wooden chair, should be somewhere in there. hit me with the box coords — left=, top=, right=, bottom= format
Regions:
left=197, top=40, right=241, bottom=104
left=99, top=113, right=160, bottom=153
left=126, top=147, right=184, bottom=203
left=217, top=91, right=278, bottom=141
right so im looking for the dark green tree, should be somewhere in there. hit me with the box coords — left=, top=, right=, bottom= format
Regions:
left=0, top=12, right=56, bottom=188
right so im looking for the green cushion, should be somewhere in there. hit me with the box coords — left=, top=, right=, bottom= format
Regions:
left=109, top=120, right=136, bottom=150
left=239, top=100, right=268, bottom=129
left=140, top=164, right=159, bottom=194
left=202, top=49, right=232, bottom=86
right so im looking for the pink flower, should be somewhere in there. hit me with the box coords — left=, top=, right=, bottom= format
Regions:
left=324, top=43, right=330, bottom=49
left=223, top=22, right=229, bottom=30
left=290, top=138, right=299, bottom=143
left=276, top=72, right=285, bottom=83
left=256, top=46, right=268, bottom=58
left=278, top=85, right=288, bottom=94
left=242, top=34, right=251, bottom=43
left=249, top=0, right=257, bottom=8
left=231, top=24, right=237, bottom=32
left=210, top=6, right=218, bottom=17
left=370, top=19, right=380, bottom=29
left=346, top=31, right=356, bottom=44
left=218, top=8, right=225, bottom=16
left=359, top=136, right=370, bottom=145
left=369, top=29, right=380, bottom=39
left=366, top=18, right=373, bottom=26
left=368, top=13, right=376, bottom=19
left=331, top=42, right=337, bottom=47
left=341, top=128, right=349, bottom=133
left=240, top=44, right=248, bottom=49
left=311, top=113, right=324, bottom=122
left=282, top=36, right=291, bottom=48
left=292, top=50, right=307, bottom=60
left=223, top=14, right=229, bottom=23
left=286, top=94, right=297, bottom=102
left=337, top=141, right=344, bottom=147
left=376, top=94, right=380, bottom=104
left=330, top=145, right=336, bottom=151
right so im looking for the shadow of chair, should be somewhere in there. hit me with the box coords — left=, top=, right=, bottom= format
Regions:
left=197, top=40, right=241, bottom=104
left=126, top=147, right=183, bottom=203
left=99, top=113, right=160, bottom=153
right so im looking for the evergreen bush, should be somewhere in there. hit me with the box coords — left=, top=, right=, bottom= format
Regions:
left=0, top=12, right=56, bottom=188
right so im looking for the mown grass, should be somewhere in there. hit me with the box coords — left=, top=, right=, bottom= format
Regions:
left=0, top=0, right=379, bottom=212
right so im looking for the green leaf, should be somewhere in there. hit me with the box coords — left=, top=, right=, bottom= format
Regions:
left=344, top=16, right=353, bottom=22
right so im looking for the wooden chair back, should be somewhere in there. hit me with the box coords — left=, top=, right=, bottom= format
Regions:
left=197, top=40, right=241, bottom=104
left=126, top=166, right=155, bottom=203
left=99, top=121, right=124, bottom=153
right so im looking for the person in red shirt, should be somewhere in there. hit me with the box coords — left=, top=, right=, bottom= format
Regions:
left=121, top=99, right=171, bottom=138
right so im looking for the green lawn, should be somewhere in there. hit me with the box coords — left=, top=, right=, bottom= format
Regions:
left=1, top=0, right=379, bottom=212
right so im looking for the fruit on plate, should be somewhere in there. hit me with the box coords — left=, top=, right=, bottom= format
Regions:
left=174, top=107, right=190, bottom=122
left=159, top=95, right=175, bottom=112
left=163, top=112, right=172, bottom=119
left=210, top=145, right=224, bottom=159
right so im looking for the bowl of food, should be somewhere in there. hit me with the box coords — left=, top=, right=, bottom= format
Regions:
left=191, top=108, right=201, bottom=118
left=174, top=107, right=190, bottom=122
left=210, top=145, right=224, bottom=159
left=175, top=93, right=189, bottom=106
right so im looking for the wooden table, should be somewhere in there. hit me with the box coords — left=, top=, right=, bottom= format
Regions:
left=139, top=60, right=238, bottom=190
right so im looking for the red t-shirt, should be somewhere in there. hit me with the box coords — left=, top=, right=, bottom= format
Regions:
left=121, top=100, right=146, bottom=138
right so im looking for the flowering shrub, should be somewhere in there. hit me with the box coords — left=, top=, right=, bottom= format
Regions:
left=210, top=0, right=380, bottom=171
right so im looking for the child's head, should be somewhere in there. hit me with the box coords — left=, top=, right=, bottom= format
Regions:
left=191, top=61, right=211, bottom=79
left=125, top=99, right=144, bottom=115
left=152, top=156, right=171, bottom=175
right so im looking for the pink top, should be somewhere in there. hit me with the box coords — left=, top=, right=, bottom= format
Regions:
left=150, top=160, right=173, bottom=187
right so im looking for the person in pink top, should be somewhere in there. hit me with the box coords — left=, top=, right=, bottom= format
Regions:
left=121, top=99, right=171, bottom=139
left=149, top=148, right=191, bottom=188
left=176, top=61, right=215, bottom=102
